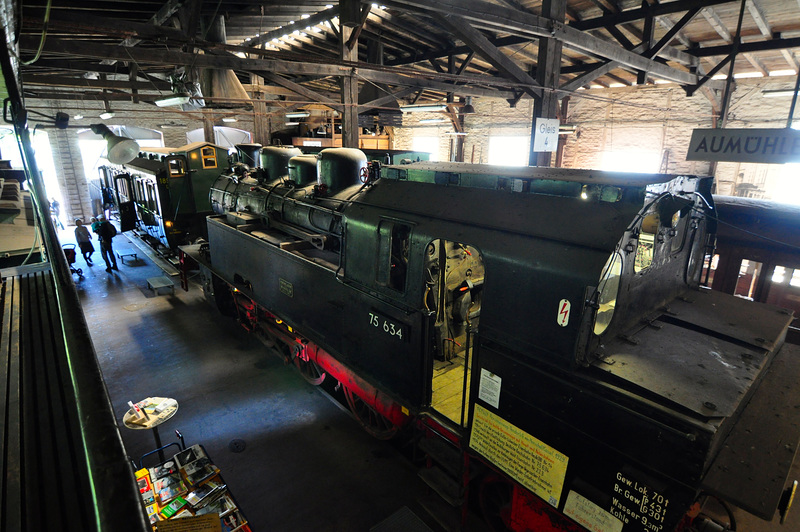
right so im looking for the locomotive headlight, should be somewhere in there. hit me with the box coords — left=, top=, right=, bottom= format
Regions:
left=593, top=252, right=623, bottom=336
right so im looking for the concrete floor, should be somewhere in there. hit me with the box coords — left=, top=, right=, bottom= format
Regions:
left=68, top=231, right=448, bottom=532
left=61, top=228, right=800, bottom=532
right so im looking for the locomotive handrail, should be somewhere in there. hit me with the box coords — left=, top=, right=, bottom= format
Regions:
left=390, top=161, right=684, bottom=186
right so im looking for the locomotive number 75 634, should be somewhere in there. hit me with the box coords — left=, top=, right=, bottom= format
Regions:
left=368, top=311, right=406, bottom=341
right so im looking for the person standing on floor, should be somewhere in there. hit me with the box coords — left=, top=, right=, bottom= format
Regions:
left=96, top=215, right=119, bottom=272
left=50, top=198, right=64, bottom=230
left=74, top=218, right=94, bottom=265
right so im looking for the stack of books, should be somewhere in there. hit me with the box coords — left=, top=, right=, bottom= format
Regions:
left=133, top=443, right=250, bottom=531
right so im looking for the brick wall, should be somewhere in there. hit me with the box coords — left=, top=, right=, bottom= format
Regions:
left=394, top=78, right=800, bottom=200
left=49, top=128, right=92, bottom=224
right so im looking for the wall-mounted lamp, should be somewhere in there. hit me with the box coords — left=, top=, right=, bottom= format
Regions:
left=159, top=123, right=187, bottom=129
left=154, top=93, right=192, bottom=107
left=461, top=96, right=475, bottom=114
left=445, top=131, right=468, bottom=136
left=90, top=124, right=139, bottom=164
left=99, top=112, right=115, bottom=120
left=419, top=118, right=448, bottom=124
left=400, top=104, right=448, bottom=113
left=285, top=112, right=311, bottom=119
left=222, top=117, right=238, bottom=123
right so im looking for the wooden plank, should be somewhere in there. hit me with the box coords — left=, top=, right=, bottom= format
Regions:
left=0, top=279, right=11, bottom=526
left=37, top=272, right=85, bottom=527
left=3, top=276, right=22, bottom=532
left=21, top=273, right=43, bottom=531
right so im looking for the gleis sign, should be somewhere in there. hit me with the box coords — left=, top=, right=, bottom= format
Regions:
left=686, top=128, right=800, bottom=164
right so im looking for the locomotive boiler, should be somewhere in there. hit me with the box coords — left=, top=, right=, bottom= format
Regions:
left=182, top=148, right=800, bottom=532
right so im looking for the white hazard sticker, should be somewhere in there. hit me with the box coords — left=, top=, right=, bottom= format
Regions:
left=557, top=299, right=571, bottom=327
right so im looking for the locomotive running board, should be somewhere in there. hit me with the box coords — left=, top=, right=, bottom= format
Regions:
left=700, top=341, right=800, bottom=520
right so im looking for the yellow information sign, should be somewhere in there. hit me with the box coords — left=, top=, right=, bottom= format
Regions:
left=470, top=404, right=569, bottom=507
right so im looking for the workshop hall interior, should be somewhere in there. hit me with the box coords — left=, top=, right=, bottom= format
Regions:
left=3, top=1, right=800, bottom=532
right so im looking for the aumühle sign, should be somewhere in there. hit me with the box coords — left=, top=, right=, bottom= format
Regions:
left=686, top=128, right=800, bottom=164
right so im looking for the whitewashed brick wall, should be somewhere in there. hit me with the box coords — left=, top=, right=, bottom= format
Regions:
left=394, top=78, right=800, bottom=200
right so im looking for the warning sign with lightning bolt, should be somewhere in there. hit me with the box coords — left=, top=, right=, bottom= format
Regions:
left=557, top=299, right=571, bottom=327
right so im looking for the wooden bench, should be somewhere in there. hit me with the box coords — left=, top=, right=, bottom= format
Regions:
left=147, top=276, right=175, bottom=296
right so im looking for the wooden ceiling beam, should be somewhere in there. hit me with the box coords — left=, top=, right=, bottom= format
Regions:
left=381, top=0, right=712, bottom=87
left=656, top=14, right=693, bottom=48
left=691, top=36, right=800, bottom=57
left=20, top=36, right=523, bottom=99
left=746, top=0, right=773, bottom=39
left=571, top=0, right=732, bottom=31
left=560, top=43, right=645, bottom=92
left=384, top=35, right=528, bottom=67
left=644, top=8, right=700, bottom=60
left=260, top=71, right=343, bottom=110
left=743, top=53, right=768, bottom=76
left=367, top=6, right=451, bottom=49
left=433, top=13, right=542, bottom=98
left=248, top=7, right=340, bottom=48
left=702, top=7, right=732, bottom=43
left=121, top=0, right=185, bottom=47
left=358, top=86, right=416, bottom=112
left=21, top=75, right=171, bottom=91
left=24, top=11, right=188, bottom=44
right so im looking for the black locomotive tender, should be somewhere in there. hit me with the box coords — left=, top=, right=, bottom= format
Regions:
left=179, top=145, right=800, bottom=532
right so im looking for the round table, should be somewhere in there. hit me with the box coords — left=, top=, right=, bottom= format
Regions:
left=123, top=397, right=179, bottom=463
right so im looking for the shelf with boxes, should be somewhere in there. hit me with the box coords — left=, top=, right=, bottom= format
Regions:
left=135, top=443, right=250, bottom=532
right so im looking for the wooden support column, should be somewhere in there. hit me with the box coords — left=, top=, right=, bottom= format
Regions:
left=203, top=115, right=215, bottom=143
left=555, top=97, right=569, bottom=167
left=253, top=99, right=271, bottom=145
left=340, top=25, right=359, bottom=148
left=340, top=0, right=360, bottom=148
left=530, top=0, right=566, bottom=167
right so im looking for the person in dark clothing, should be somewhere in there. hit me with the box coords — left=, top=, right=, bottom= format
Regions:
left=96, top=215, right=119, bottom=272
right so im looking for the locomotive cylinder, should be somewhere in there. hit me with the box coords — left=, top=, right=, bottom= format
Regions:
left=317, top=148, right=367, bottom=193
left=261, top=146, right=302, bottom=181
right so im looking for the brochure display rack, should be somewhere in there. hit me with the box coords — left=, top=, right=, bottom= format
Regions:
left=135, top=444, right=251, bottom=532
